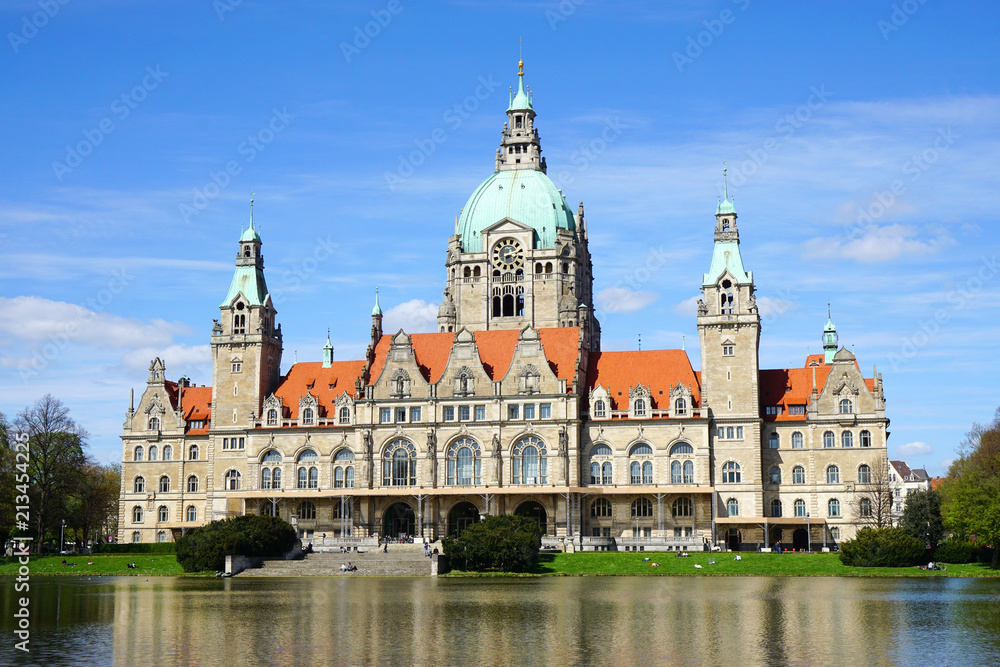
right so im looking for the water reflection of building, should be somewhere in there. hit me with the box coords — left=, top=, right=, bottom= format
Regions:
left=117, top=61, right=890, bottom=551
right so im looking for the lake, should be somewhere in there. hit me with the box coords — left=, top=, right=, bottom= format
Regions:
left=2, top=576, right=1000, bottom=666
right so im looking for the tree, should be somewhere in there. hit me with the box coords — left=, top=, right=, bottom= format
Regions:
left=442, top=514, right=542, bottom=572
left=67, top=460, right=120, bottom=548
left=175, top=515, right=297, bottom=572
left=941, top=408, right=1000, bottom=569
left=899, top=489, right=944, bottom=547
left=850, top=456, right=894, bottom=529
left=15, top=395, right=88, bottom=551
left=0, top=411, right=15, bottom=541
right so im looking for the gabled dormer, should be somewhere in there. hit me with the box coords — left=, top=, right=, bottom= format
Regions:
left=628, top=384, right=651, bottom=419
left=589, top=384, right=611, bottom=419
left=499, top=327, right=562, bottom=396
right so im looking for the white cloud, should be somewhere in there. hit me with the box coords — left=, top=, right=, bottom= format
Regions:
left=757, top=294, right=798, bottom=320
left=897, top=441, right=933, bottom=457
left=673, top=295, right=701, bottom=317
left=596, top=287, right=658, bottom=314
left=0, top=296, right=189, bottom=349
left=803, top=224, right=955, bottom=263
left=383, top=299, right=439, bottom=334
left=121, top=344, right=211, bottom=372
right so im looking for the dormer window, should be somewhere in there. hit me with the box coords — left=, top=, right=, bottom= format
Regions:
left=674, top=398, right=687, bottom=416
left=593, top=399, right=606, bottom=418
left=301, top=408, right=314, bottom=426
left=634, top=399, right=646, bottom=417
left=839, top=399, right=854, bottom=414
left=339, top=406, right=351, bottom=424
left=266, top=409, right=278, bottom=426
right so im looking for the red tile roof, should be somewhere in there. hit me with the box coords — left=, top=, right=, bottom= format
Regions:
left=760, top=354, right=878, bottom=421
left=274, top=360, right=367, bottom=419
left=181, top=386, right=212, bottom=433
left=367, top=328, right=581, bottom=387
left=585, top=349, right=701, bottom=411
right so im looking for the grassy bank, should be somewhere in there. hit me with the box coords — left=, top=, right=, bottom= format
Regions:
left=448, top=551, right=1000, bottom=577
left=0, top=554, right=204, bottom=576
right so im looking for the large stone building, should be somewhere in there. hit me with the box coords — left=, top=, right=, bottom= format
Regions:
left=118, top=62, right=890, bottom=551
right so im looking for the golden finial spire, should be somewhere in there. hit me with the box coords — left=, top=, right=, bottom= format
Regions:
left=519, top=37, right=523, bottom=75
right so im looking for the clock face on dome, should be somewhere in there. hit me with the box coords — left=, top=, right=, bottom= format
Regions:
left=492, top=238, right=523, bottom=269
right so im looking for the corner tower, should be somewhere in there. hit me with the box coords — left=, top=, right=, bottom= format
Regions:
left=211, top=211, right=283, bottom=429
left=440, top=60, right=599, bottom=349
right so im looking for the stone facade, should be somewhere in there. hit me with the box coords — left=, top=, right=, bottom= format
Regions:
left=118, top=63, right=890, bottom=551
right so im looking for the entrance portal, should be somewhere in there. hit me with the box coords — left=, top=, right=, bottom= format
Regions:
left=514, top=501, right=547, bottom=536
left=726, top=528, right=741, bottom=551
left=448, top=501, right=481, bottom=537
left=383, top=502, right=415, bottom=539
left=793, top=528, right=808, bottom=551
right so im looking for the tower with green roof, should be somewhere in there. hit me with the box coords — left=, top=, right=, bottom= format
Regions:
left=212, top=208, right=283, bottom=430
left=439, top=60, right=599, bottom=348
left=823, top=305, right=839, bottom=363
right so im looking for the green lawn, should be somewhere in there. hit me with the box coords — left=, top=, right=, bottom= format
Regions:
left=448, top=551, right=1000, bottom=577
left=0, top=554, right=206, bottom=576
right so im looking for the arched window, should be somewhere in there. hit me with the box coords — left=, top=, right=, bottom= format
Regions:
left=187, top=505, right=197, bottom=522
left=823, top=431, right=835, bottom=448
left=298, top=501, right=317, bottom=520
left=794, top=499, right=806, bottom=517
left=189, top=445, right=199, bottom=460
left=339, top=407, right=351, bottom=424
left=600, top=462, right=612, bottom=484
left=792, top=465, right=806, bottom=484
left=671, top=460, right=682, bottom=484
left=132, top=531, right=141, bottom=543
left=726, top=498, right=739, bottom=517
left=272, top=468, right=281, bottom=489
left=826, top=465, right=840, bottom=484
left=334, top=449, right=355, bottom=462
left=148, top=445, right=158, bottom=461
left=828, top=498, right=841, bottom=517
left=158, top=506, right=168, bottom=522
left=383, top=439, right=417, bottom=487
left=722, top=461, right=741, bottom=483
left=187, top=475, right=199, bottom=492
left=841, top=431, right=854, bottom=448
left=225, top=470, right=241, bottom=490
left=683, top=460, right=694, bottom=483
left=512, top=436, right=547, bottom=485
left=859, top=497, right=872, bottom=517
left=593, top=400, right=606, bottom=418
left=860, top=430, right=872, bottom=447
left=633, top=399, right=646, bottom=417
left=672, top=497, right=692, bottom=517
left=839, top=399, right=853, bottom=414
left=308, top=467, right=318, bottom=489
left=132, top=506, right=143, bottom=523
left=301, top=408, right=314, bottom=426
left=769, top=466, right=781, bottom=484
left=858, top=464, right=871, bottom=484
left=157, top=531, right=167, bottom=543
left=591, top=498, right=612, bottom=517
left=162, top=445, right=172, bottom=460
left=158, top=476, right=169, bottom=493
left=267, top=409, right=278, bottom=426
left=770, top=498, right=783, bottom=517
left=590, top=443, right=612, bottom=457
left=631, top=497, right=653, bottom=517
left=134, top=446, right=144, bottom=462
left=334, top=467, right=345, bottom=488
left=768, top=433, right=780, bottom=449
left=345, top=466, right=355, bottom=488
left=791, top=432, right=804, bottom=449
left=447, top=438, right=482, bottom=485
left=674, top=398, right=687, bottom=415
left=262, top=450, right=282, bottom=462
left=261, top=468, right=271, bottom=489
left=670, top=442, right=694, bottom=456
left=629, top=443, right=653, bottom=457
left=134, top=476, right=145, bottom=493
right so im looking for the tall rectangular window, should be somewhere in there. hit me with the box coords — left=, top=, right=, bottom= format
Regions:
left=443, top=406, right=455, bottom=421
left=395, top=408, right=407, bottom=423
left=508, top=405, right=520, bottom=420
left=380, top=408, right=391, bottom=423
left=459, top=406, right=470, bottom=421
left=474, top=405, right=486, bottom=421
left=540, top=403, right=551, bottom=419
left=524, top=404, right=535, bottom=420
left=410, top=407, right=421, bottom=422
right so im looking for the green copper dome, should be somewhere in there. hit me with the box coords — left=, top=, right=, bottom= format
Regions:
left=716, top=197, right=736, bottom=216
left=241, top=224, right=261, bottom=243
left=457, top=169, right=575, bottom=252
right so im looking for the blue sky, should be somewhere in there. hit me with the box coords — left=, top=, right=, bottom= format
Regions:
left=1, top=0, right=997, bottom=474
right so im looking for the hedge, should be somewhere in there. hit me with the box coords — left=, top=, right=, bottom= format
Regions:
left=934, top=540, right=995, bottom=564
left=839, top=527, right=925, bottom=567
left=442, top=514, right=541, bottom=572
left=175, top=515, right=297, bottom=572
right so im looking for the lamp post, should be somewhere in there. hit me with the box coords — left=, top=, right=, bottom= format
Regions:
left=806, top=513, right=810, bottom=553
left=60, top=519, right=66, bottom=554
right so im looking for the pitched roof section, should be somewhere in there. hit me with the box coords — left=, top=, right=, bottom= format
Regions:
left=367, top=327, right=580, bottom=387
left=181, top=386, right=213, bottom=434
left=274, top=360, right=367, bottom=419
left=586, top=350, right=701, bottom=411
left=759, top=364, right=833, bottom=422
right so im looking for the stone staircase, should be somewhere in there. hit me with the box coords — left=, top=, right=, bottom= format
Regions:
left=237, top=543, right=434, bottom=577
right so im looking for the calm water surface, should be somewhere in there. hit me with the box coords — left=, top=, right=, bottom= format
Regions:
left=2, top=575, right=999, bottom=666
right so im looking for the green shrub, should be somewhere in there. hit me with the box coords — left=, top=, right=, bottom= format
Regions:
left=934, top=539, right=977, bottom=564
left=442, top=514, right=541, bottom=572
left=839, top=527, right=925, bottom=567
left=92, top=543, right=176, bottom=554
left=175, top=515, right=297, bottom=572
